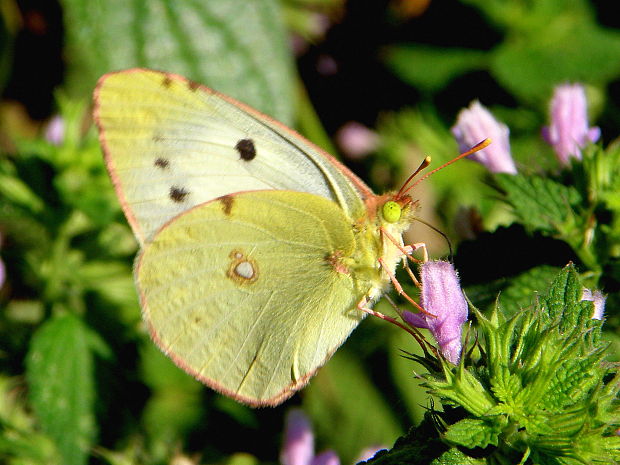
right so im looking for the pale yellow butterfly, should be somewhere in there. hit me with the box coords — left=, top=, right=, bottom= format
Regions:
left=94, top=68, right=423, bottom=407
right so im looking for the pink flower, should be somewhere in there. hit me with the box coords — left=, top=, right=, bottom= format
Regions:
left=451, top=101, right=517, bottom=174
left=316, top=54, right=339, bottom=76
left=581, top=288, right=606, bottom=320
left=0, top=256, right=4, bottom=289
left=355, top=446, right=385, bottom=463
left=310, top=452, right=340, bottom=465
left=403, top=261, right=468, bottom=364
left=44, top=115, right=65, bottom=146
left=542, top=84, right=600, bottom=165
left=280, top=410, right=340, bottom=465
left=335, top=122, right=379, bottom=160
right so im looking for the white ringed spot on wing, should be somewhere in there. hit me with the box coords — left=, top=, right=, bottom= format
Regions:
left=227, top=250, right=259, bottom=284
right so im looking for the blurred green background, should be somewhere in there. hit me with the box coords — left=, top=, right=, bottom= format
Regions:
left=1, top=1, right=620, bottom=464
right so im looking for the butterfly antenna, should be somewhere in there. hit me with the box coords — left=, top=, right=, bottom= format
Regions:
left=399, top=138, right=492, bottom=198
left=396, top=156, right=432, bottom=200
left=413, top=216, right=454, bottom=261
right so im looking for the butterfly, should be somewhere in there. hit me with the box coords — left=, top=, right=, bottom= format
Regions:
left=93, top=68, right=424, bottom=407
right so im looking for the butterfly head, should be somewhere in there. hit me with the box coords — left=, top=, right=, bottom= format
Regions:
left=381, top=194, right=416, bottom=221
left=374, top=193, right=418, bottom=234
left=382, top=200, right=402, bottom=223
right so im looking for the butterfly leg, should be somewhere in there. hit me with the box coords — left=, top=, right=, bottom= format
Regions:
left=378, top=257, right=435, bottom=316
left=402, top=242, right=428, bottom=288
left=356, top=296, right=427, bottom=342
left=380, top=227, right=429, bottom=288
left=380, top=226, right=427, bottom=264
left=408, top=242, right=428, bottom=262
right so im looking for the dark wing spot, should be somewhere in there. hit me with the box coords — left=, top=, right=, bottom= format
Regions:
left=170, top=186, right=189, bottom=203
left=219, top=195, right=234, bottom=215
left=154, top=158, right=169, bottom=169
left=162, top=76, right=173, bottom=88
left=235, top=138, right=256, bottom=161
left=153, top=134, right=164, bottom=142
left=188, top=80, right=200, bottom=92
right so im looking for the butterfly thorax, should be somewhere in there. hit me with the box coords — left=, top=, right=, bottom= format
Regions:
left=338, top=193, right=417, bottom=303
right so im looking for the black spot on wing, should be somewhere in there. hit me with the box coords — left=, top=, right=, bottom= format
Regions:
left=188, top=80, right=200, bottom=92
left=235, top=138, right=256, bottom=161
left=162, top=76, right=173, bottom=88
left=170, top=186, right=189, bottom=203
left=154, top=158, right=169, bottom=169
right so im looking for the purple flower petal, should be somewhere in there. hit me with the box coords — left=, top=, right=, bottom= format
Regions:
left=335, top=122, right=379, bottom=160
left=45, top=115, right=65, bottom=146
left=355, top=446, right=385, bottom=463
left=310, top=450, right=340, bottom=465
left=0, top=233, right=4, bottom=289
left=542, top=83, right=600, bottom=165
left=402, top=310, right=429, bottom=329
left=403, top=261, right=468, bottom=364
left=451, top=101, right=517, bottom=174
left=581, top=288, right=606, bottom=320
left=281, top=410, right=314, bottom=465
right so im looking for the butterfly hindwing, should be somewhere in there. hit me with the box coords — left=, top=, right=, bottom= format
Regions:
left=94, top=68, right=370, bottom=245
left=136, top=190, right=365, bottom=406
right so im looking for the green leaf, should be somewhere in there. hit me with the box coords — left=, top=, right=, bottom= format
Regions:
left=384, top=45, right=487, bottom=92
left=490, top=14, right=620, bottom=104
left=364, top=417, right=445, bottom=465
left=60, top=0, right=295, bottom=124
left=416, top=265, right=620, bottom=462
left=465, top=265, right=563, bottom=317
left=495, top=173, right=582, bottom=234
left=0, top=160, right=45, bottom=213
left=222, top=453, right=260, bottom=465
left=540, top=355, right=603, bottom=413
left=26, top=314, right=106, bottom=465
left=443, top=418, right=502, bottom=449
left=389, top=328, right=437, bottom=425
left=304, top=350, right=402, bottom=465
left=539, top=264, right=590, bottom=330
left=0, top=376, right=63, bottom=464
left=79, top=260, right=135, bottom=307
left=139, top=341, right=205, bottom=445
left=431, top=448, right=486, bottom=465
left=500, top=265, right=563, bottom=316
left=364, top=416, right=486, bottom=465
left=464, top=0, right=620, bottom=103
left=490, top=370, right=522, bottom=405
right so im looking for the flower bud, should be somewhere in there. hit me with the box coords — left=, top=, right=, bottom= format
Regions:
left=451, top=101, right=517, bottom=174
left=403, top=261, right=468, bottom=364
left=581, top=288, right=606, bottom=320
left=542, top=83, right=600, bottom=165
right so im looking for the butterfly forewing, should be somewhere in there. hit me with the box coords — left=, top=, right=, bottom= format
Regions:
left=94, top=68, right=370, bottom=245
left=136, top=190, right=364, bottom=406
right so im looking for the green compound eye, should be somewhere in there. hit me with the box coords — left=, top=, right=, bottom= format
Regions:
left=382, top=200, right=402, bottom=223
